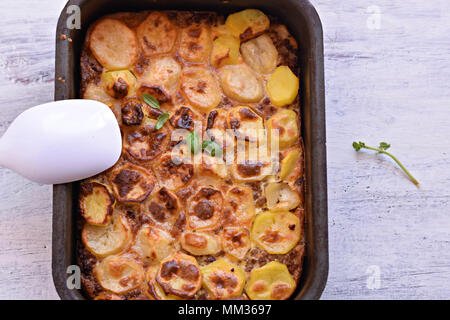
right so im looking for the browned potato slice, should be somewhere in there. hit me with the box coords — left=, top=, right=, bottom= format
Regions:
left=223, top=186, right=255, bottom=228
left=211, top=35, right=240, bottom=68
left=206, top=109, right=234, bottom=149
left=187, top=187, right=224, bottom=231
left=83, top=81, right=115, bottom=105
left=101, top=70, right=136, bottom=99
left=232, top=158, right=272, bottom=182
left=195, top=154, right=228, bottom=184
left=133, top=226, right=175, bottom=262
left=241, top=34, right=278, bottom=74
left=138, top=56, right=181, bottom=104
left=219, top=64, right=263, bottom=103
left=178, top=24, right=211, bottom=63
left=279, top=147, right=302, bottom=180
left=137, top=12, right=177, bottom=56
left=156, top=252, right=202, bottom=299
left=225, top=9, right=270, bottom=41
left=146, top=266, right=177, bottom=300
left=266, top=109, right=299, bottom=150
left=90, top=18, right=138, bottom=70
left=79, top=182, right=115, bottom=226
left=201, top=259, right=246, bottom=299
left=181, top=231, right=221, bottom=256
left=221, top=227, right=250, bottom=260
left=110, top=163, right=155, bottom=203
left=251, top=210, right=300, bottom=254
left=227, top=106, right=264, bottom=141
left=121, top=98, right=144, bottom=126
left=123, top=118, right=170, bottom=162
left=153, top=153, right=194, bottom=191
left=95, top=255, right=144, bottom=294
left=145, top=187, right=181, bottom=228
left=245, top=261, right=295, bottom=300
left=180, top=66, right=221, bottom=111
left=265, top=182, right=301, bottom=211
left=82, top=211, right=130, bottom=257
left=169, top=106, right=201, bottom=131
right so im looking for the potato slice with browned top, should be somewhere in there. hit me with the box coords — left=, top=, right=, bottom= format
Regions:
left=225, top=9, right=270, bottom=41
left=153, top=153, right=194, bottom=191
left=133, top=226, right=175, bottom=263
left=221, top=227, right=250, bottom=260
left=201, top=259, right=246, bottom=299
left=245, top=261, right=295, bottom=300
left=110, top=163, right=155, bottom=203
left=187, top=187, right=224, bottom=231
left=211, top=35, right=240, bottom=68
left=156, top=252, right=202, bottom=299
left=178, top=24, right=212, bottom=63
left=137, top=12, right=177, bottom=56
left=181, top=66, right=222, bottom=111
left=95, top=255, right=144, bottom=294
left=79, top=182, right=115, bottom=226
left=265, top=182, right=300, bottom=211
left=181, top=231, right=221, bottom=256
left=90, top=18, right=138, bottom=70
left=223, top=186, right=255, bottom=228
left=266, top=109, right=299, bottom=150
left=251, top=210, right=300, bottom=254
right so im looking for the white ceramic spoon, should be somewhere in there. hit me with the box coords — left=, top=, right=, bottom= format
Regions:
left=0, top=100, right=122, bottom=184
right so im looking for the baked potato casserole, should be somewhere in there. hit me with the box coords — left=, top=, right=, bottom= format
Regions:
left=78, top=9, right=305, bottom=300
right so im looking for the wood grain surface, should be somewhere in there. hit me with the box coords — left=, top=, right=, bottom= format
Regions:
left=0, top=0, right=449, bottom=299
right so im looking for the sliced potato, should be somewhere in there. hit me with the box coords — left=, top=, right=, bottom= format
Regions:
left=110, top=163, right=155, bottom=203
left=178, top=24, right=211, bottom=63
left=137, top=12, right=177, bottom=56
left=211, top=35, right=240, bottom=68
left=265, top=182, right=300, bottom=211
left=206, top=109, right=234, bottom=149
left=232, top=159, right=272, bottom=182
left=82, top=212, right=130, bottom=257
left=221, top=227, right=250, bottom=260
left=245, top=261, right=295, bottom=300
left=251, top=211, right=300, bottom=254
left=187, top=187, right=224, bottom=231
left=225, top=9, right=270, bottom=41
left=181, top=231, right=221, bottom=256
left=169, top=106, right=201, bottom=131
left=241, top=34, right=278, bottom=74
left=280, top=148, right=301, bottom=180
left=181, top=66, right=221, bottom=111
left=267, top=66, right=299, bottom=107
left=219, top=64, right=263, bottom=103
left=227, top=106, right=264, bottom=141
left=83, top=81, right=115, bottom=105
left=201, top=259, right=246, bottom=299
left=156, top=252, right=202, bottom=299
left=90, top=18, right=138, bottom=70
left=94, top=292, right=123, bottom=300
left=153, top=153, right=194, bottom=191
left=223, top=186, right=255, bottom=228
left=146, top=187, right=181, bottom=227
left=101, top=70, right=136, bottom=99
left=266, top=109, right=299, bottom=150
left=121, top=98, right=144, bottom=126
left=195, top=154, right=228, bottom=184
left=133, top=226, right=175, bottom=263
left=123, top=118, right=170, bottom=162
left=146, top=266, right=176, bottom=300
left=138, top=56, right=181, bottom=103
left=95, top=255, right=144, bottom=294
left=79, top=182, right=114, bottom=226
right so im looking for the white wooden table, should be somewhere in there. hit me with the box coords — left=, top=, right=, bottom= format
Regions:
left=0, top=0, right=449, bottom=300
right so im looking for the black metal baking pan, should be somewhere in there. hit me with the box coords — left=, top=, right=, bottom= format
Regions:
left=53, top=0, right=328, bottom=300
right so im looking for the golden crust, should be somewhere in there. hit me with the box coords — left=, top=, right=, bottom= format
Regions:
left=79, top=9, right=304, bottom=301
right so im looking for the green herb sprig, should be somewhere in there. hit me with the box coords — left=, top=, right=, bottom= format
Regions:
left=186, top=131, right=201, bottom=155
left=143, top=93, right=160, bottom=109
left=155, top=113, right=169, bottom=130
left=202, top=140, right=222, bottom=157
left=352, top=141, right=419, bottom=186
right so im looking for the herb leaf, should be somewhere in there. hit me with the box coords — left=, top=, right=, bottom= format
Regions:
left=143, top=94, right=160, bottom=109
left=155, top=113, right=169, bottom=130
left=202, top=140, right=222, bottom=157
left=186, top=131, right=201, bottom=155
left=352, top=141, right=419, bottom=186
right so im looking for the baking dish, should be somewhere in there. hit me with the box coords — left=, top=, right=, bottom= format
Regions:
left=53, top=0, right=328, bottom=300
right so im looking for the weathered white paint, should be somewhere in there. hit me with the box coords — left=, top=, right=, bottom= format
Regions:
left=0, top=0, right=448, bottom=299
